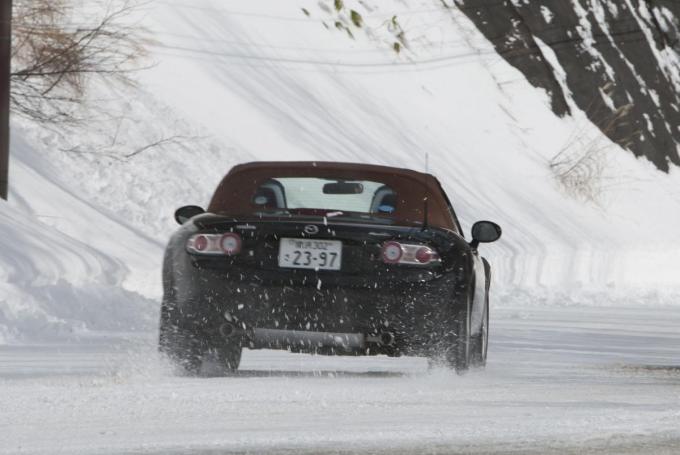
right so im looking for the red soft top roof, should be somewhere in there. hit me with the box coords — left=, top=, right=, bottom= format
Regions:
left=208, top=161, right=457, bottom=231
left=227, top=161, right=430, bottom=177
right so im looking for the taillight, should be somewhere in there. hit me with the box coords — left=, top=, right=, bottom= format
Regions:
left=219, top=233, right=242, bottom=255
left=187, top=233, right=242, bottom=256
left=382, top=241, right=404, bottom=264
left=415, top=246, right=437, bottom=264
left=193, top=235, right=208, bottom=252
left=381, top=241, right=440, bottom=265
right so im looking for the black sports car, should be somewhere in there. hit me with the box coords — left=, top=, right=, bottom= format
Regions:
left=159, top=161, right=501, bottom=374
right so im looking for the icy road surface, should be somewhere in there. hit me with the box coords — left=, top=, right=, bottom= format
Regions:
left=1, top=305, right=679, bottom=455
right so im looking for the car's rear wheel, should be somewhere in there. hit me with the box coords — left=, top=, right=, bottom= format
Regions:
left=470, top=296, right=489, bottom=368
left=214, top=343, right=242, bottom=373
left=159, top=321, right=203, bottom=376
left=448, top=307, right=471, bottom=373
left=471, top=262, right=491, bottom=368
left=160, top=323, right=242, bottom=376
left=426, top=303, right=471, bottom=374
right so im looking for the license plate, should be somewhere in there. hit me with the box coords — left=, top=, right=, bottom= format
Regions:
left=278, top=238, right=342, bottom=270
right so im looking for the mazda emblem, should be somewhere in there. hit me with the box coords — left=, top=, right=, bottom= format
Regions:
left=304, top=225, right=319, bottom=235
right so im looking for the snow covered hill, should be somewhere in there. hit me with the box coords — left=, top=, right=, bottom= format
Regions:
left=461, top=0, right=680, bottom=172
left=0, top=134, right=160, bottom=342
left=4, top=0, right=680, bottom=342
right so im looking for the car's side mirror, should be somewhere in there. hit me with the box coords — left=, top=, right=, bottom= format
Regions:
left=174, top=205, right=205, bottom=225
left=470, top=221, right=502, bottom=249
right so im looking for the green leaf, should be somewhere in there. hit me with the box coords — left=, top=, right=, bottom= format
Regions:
left=350, top=10, right=363, bottom=27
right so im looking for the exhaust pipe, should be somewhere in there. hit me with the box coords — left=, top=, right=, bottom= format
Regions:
left=365, top=332, right=396, bottom=347
left=220, top=323, right=238, bottom=338
left=379, top=332, right=395, bottom=347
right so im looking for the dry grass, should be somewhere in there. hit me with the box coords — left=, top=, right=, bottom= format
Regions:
left=11, top=0, right=150, bottom=125
left=549, top=86, right=636, bottom=204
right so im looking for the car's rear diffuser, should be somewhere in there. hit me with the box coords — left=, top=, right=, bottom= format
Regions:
left=220, top=323, right=394, bottom=350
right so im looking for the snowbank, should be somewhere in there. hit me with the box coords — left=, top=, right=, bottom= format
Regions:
left=1, top=135, right=161, bottom=343
left=0, top=199, right=158, bottom=343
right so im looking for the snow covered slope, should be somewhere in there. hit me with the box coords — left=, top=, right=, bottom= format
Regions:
left=0, top=199, right=157, bottom=343
left=460, top=0, right=680, bottom=172
left=0, top=135, right=160, bottom=342
left=4, top=0, right=680, bottom=341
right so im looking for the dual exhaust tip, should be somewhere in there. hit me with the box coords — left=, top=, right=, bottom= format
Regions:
left=219, top=322, right=396, bottom=347
left=377, top=331, right=395, bottom=347
left=220, top=322, right=240, bottom=339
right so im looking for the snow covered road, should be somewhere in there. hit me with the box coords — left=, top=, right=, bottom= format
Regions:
left=1, top=304, right=679, bottom=454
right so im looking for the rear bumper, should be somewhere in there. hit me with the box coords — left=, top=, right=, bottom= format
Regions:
left=166, top=262, right=469, bottom=355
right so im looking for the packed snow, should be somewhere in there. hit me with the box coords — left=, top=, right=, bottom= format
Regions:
left=1, top=305, right=679, bottom=454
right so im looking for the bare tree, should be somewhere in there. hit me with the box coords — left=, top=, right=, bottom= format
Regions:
left=10, top=0, right=149, bottom=125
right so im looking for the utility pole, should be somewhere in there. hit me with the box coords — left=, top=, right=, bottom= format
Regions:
left=0, top=0, right=11, bottom=200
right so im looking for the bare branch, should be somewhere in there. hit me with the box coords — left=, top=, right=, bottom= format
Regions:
left=124, top=136, right=200, bottom=159
left=549, top=95, right=638, bottom=204
left=10, top=0, right=151, bottom=125
left=60, top=135, right=205, bottom=162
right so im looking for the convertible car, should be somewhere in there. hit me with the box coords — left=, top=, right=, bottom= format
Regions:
left=159, top=161, right=501, bottom=374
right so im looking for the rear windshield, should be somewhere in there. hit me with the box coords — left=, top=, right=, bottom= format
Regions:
left=208, top=166, right=457, bottom=231
left=253, top=178, right=397, bottom=217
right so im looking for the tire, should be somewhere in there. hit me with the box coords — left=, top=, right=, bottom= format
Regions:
left=159, top=273, right=203, bottom=375
left=449, top=306, right=471, bottom=374
left=212, top=343, right=243, bottom=374
left=159, top=297, right=243, bottom=376
left=471, top=260, right=491, bottom=368
left=159, top=317, right=244, bottom=376
left=470, top=296, right=489, bottom=368
left=427, top=302, right=471, bottom=374
left=159, top=321, right=203, bottom=376
left=160, top=327, right=243, bottom=376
